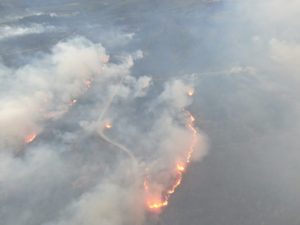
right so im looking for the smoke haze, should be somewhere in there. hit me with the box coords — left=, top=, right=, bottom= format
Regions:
left=1, top=1, right=300, bottom=225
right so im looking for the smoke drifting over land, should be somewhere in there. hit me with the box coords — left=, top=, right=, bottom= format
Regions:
left=1, top=1, right=300, bottom=225
left=0, top=33, right=206, bottom=225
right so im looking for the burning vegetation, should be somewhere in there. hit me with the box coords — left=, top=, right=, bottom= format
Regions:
left=24, top=132, right=37, bottom=143
left=144, top=110, right=199, bottom=213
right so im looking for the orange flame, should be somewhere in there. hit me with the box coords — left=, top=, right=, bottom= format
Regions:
left=143, top=179, right=169, bottom=212
left=176, top=162, right=186, bottom=172
left=24, top=133, right=37, bottom=143
left=144, top=111, right=198, bottom=212
left=167, top=175, right=183, bottom=195
left=148, top=200, right=168, bottom=211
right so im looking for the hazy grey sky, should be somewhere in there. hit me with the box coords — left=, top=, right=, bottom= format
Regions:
left=1, top=1, right=300, bottom=225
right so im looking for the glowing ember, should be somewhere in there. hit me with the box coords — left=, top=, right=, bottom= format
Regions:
left=104, top=122, right=112, bottom=129
left=24, top=133, right=37, bottom=143
left=186, top=113, right=197, bottom=163
left=187, top=88, right=195, bottom=96
left=144, top=111, right=198, bottom=212
left=143, top=179, right=169, bottom=211
left=167, top=175, right=182, bottom=195
left=148, top=200, right=168, bottom=210
left=176, top=162, right=186, bottom=172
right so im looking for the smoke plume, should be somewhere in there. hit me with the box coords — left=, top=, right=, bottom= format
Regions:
left=0, top=34, right=207, bottom=225
left=2, top=1, right=300, bottom=225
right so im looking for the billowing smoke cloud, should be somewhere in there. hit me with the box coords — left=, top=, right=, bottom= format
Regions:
left=0, top=32, right=207, bottom=225
left=2, top=1, right=300, bottom=225
left=0, top=37, right=109, bottom=150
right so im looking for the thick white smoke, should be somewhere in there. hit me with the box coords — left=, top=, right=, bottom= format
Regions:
left=0, top=24, right=55, bottom=40
left=0, top=37, right=109, bottom=151
left=0, top=35, right=207, bottom=225
left=2, top=0, right=300, bottom=225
